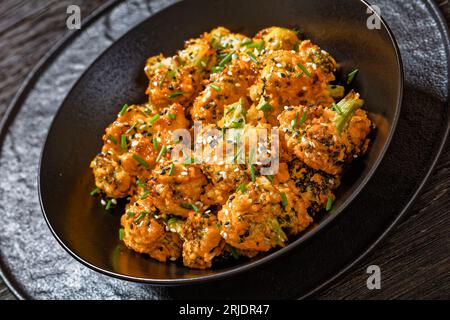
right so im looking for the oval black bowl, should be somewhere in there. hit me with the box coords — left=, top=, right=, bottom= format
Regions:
left=39, top=0, right=403, bottom=285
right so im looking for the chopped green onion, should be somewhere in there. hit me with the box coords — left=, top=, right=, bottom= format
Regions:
left=210, top=84, right=221, bottom=92
left=90, top=187, right=100, bottom=196
left=108, top=135, right=117, bottom=145
left=292, top=112, right=299, bottom=129
left=105, top=199, right=113, bottom=210
left=119, top=228, right=125, bottom=241
left=332, top=102, right=343, bottom=115
left=280, top=192, right=288, bottom=207
left=229, top=245, right=239, bottom=260
left=257, top=40, right=265, bottom=51
left=168, top=91, right=184, bottom=99
left=127, top=211, right=135, bottom=218
left=159, top=70, right=175, bottom=87
left=156, top=145, right=167, bottom=162
left=326, top=195, right=333, bottom=211
left=125, top=123, right=137, bottom=135
left=118, top=103, right=129, bottom=117
left=296, top=71, right=304, bottom=78
left=237, top=184, right=246, bottom=193
left=233, top=148, right=242, bottom=163
left=132, top=154, right=149, bottom=169
left=247, top=40, right=265, bottom=51
left=225, top=107, right=236, bottom=116
left=246, top=51, right=260, bottom=64
left=299, top=110, right=308, bottom=125
left=250, top=164, right=256, bottom=182
left=168, top=113, right=176, bottom=120
left=297, top=63, right=311, bottom=78
left=136, top=179, right=146, bottom=188
left=120, top=134, right=127, bottom=150
left=152, top=137, right=159, bottom=151
left=140, top=189, right=149, bottom=200
left=134, top=212, right=147, bottom=223
left=266, top=175, right=274, bottom=182
left=249, top=146, right=256, bottom=164
left=180, top=203, right=199, bottom=213
left=148, top=114, right=160, bottom=125
left=241, top=39, right=253, bottom=46
left=212, top=65, right=224, bottom=73
left=347, top=69, right=359, bottom=84
left=218, top=51, right=235, bottom=67
left=168, top=163, right=175, bottom=176
left=257, top=101, right=273, bottom=111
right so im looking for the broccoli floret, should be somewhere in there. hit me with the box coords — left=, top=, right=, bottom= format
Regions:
left=221, top=98, right=246, bottom=128
left=333, top=90, right=364, bottom=134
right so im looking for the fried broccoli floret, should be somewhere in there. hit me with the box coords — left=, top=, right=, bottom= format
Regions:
left=278, top=91, right=371, bottom=175
left=248, top=49, right=336, bottom=124
left=254, top=27, right=300, bottom=52
left=147, top=160, right=209, bottom=217
left=217, top=176, right=312, bottom=252
left=180, top=212, right=224, bottom=269
left=288, top=159, right=340, bottom=214
left=120, top=196, right=182, bottom=262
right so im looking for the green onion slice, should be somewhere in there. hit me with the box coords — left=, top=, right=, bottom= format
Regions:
left=132, top=154, right=149, bottom=169
left=347, top=69, right=359, bottom=84
left=120, top=134, right=127, bottom=150
left=299, top=110, right=308, bottom=125
left=297, top=63, right=312, bottom=78
left=168, top=91, right=184, bottom=99
left=246, top=51, right=260, bottom=64
left=168, top=113, right=176, bottom=120
left=90, top=187, right=100, bottom=196
left=210, top=84, right=221, bottom=92
left=280, top=192, right=288, bottom=207
left=155, top=145, right=167, bottom=162
left=218, top=51, right=235, bottom=67
left=326, top=195, right=333, bottom=211
left=148, top=114, right=160, bottom=125
left=108, top=135, right=118, bottom=145
left=118, top=104, right=129, bottom=117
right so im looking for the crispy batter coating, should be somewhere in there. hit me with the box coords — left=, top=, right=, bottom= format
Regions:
left=121, top=196, right=182, bottom=262
left=181, top=212, right=224, bottom=269
left=254, top=27, right=300, bottom=52
left=147, top=160, right=209, bottom=217
left=217, top=176, right=312, bottom=252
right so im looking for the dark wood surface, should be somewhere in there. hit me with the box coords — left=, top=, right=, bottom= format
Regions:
left=0, top=0, right=449, bottom=300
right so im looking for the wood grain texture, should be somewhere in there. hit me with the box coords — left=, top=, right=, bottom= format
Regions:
left=0, top=0, right=449, bottom=300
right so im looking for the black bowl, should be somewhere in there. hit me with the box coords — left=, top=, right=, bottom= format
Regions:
left=39, top=0, right=403, bottom=285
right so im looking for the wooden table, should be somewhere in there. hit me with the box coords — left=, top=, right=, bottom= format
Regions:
left=0, top=0, right=449, bottom=300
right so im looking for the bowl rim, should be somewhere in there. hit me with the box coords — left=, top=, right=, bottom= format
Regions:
left=37, top=0, right=404, bottom=285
